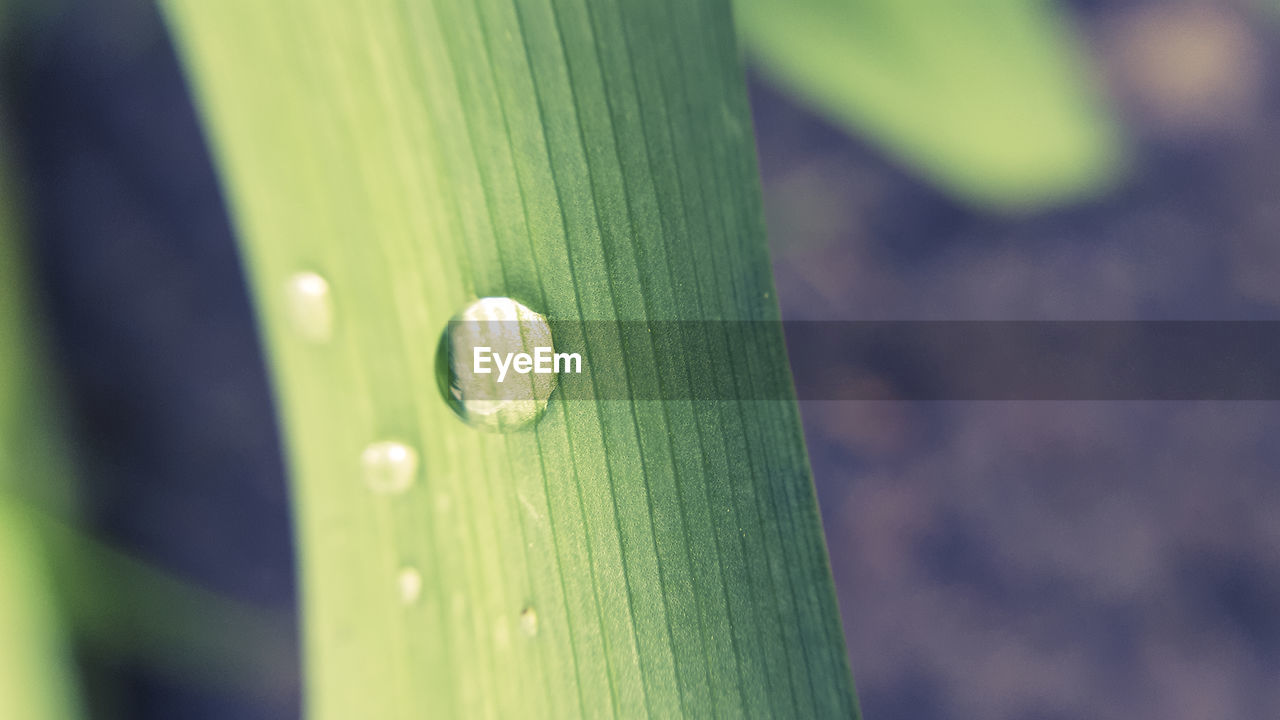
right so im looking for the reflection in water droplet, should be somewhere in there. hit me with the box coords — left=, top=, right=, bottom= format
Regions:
left=520, top=606, right=538, bottom=637
left=284, top=271, right=334, bottom=343
left=436, top=297, right=558, bottom=432
left=361, top=441, right=418, bottom=494
left=398, top=567, right=422, bottom=605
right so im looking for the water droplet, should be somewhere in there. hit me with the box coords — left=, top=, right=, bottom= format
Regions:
left=519, top=606, right=538, bottom=637
left=361, top=441, right=418, bottom=494
left=284, top=271, right=334, bottom=342
left=436, top=297, right=558, bottom=432
left=397, top=567, right=422, bottom=605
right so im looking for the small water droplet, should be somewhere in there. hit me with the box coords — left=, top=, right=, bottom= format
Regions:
left=284, top=271, right=334, bottom=342
left=436, top=297, right=558, bottom=432
left=519, top=606, right=538, bottom=637
left=361, top=440, right=418, bottom=494
left=397, top=567, right=422, bottom=605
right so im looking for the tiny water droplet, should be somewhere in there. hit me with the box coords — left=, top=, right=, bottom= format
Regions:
left=284, top=271, right=334, bottom=342
left=436, top=297, right=558, bottom=432
left=397, top=567, right=422, bottom=605
left=361, top=440, right=418, bottom=494
left=519, top=606, right=538, bottom=637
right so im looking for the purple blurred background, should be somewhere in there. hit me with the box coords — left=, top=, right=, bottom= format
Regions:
left=5, top=1, right=1280, bottom=718
left=752, top=5, right=1280, bottom=717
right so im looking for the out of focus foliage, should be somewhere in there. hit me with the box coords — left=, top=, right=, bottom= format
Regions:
left=0, top=98, right=82, bottom=720
left=735, top=0, right=1123, bottom=210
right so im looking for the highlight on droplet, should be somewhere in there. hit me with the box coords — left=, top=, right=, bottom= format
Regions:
left=283, top=271, right=334, bottom=343
left=397, top=566, right=422, bottom=605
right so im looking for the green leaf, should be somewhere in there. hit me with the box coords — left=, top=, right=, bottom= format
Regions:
left=0, top=500, right=82, bottom=720
left=28, top=510, right=297, bottom=705
left=0, top=112, right=82, bottom=720
left=735, top=0, right=1124, bottom=210
left=160, top=0, right=858, bottom=717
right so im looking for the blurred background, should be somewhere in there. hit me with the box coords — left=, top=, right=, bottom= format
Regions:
left=3, top=0, right=1280, bottom=718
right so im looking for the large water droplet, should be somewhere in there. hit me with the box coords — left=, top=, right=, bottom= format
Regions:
left=397, top=567, right=422, bottom=605
left=519, top=606, right=539, bottom=637
left=437, top=297, right=558, bottom=432
left=361, top=440, right=418, bottom=494
left=284, top=271, right=334, bottom=343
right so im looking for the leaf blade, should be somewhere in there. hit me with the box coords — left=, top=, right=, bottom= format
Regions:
left=160, top=0, right=859, bottom=717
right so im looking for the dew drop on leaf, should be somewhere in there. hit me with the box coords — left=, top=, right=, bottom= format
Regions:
left=397, top=567, right=422, bottom=605
left=361, top=440, right=418, bottom=494
left=519, top=606, right=539, bottom=637
left=436, top=297, right=558, bottom=432
left=284, top=271, right=334, bottom=343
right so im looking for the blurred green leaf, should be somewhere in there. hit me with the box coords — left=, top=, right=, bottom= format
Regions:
left=735, top=0, right=1124, bottom=210
left=1, top=164, right=291, bottom=709
left=29, top=510, right=298, bottom=706
left=0, top=95, right=82, bottom=719
left=0, top=500, right=82, bottom=720
left=2, top=94, right=291, bottom=712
